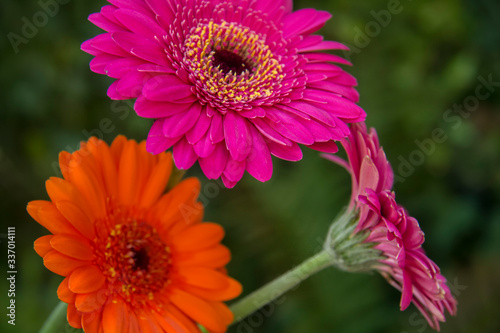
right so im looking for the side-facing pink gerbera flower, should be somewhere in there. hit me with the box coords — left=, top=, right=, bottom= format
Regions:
left=82, top=0, right=365, bottom=187
left=324, top=123, right=457, bottom=330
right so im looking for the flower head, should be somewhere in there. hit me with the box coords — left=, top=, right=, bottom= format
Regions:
left=28, top=136, right=242, bottom=332
left=325, top=123, right=457, bottom=330
left=82, top=0, right=365, bottom=187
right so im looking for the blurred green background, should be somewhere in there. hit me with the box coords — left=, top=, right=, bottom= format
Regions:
left=1, top=0, right=499, bottom=332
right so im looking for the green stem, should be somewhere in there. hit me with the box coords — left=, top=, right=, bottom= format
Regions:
left=39, top=301, right=68, bottom=333
left=230, top=250, right=333, bottom=323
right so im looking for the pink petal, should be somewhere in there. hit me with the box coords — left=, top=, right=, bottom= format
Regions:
left=199, top=143, right=229, bottom=179
left=146, top=119, right=180, bottom=154
left=302, top=90, right=365, bottom=121
left=223, top=112, right=252, bottom=161
left=116, top=71, right=152, bottom=98
left=81, top=39, right=101, bottom=56
left=113, top=8, right=166, bottom=41
left=107, top=0, right=152, bottom=16
left=305, top=53, right=352, bottom=66
left=107, top=80, right=126, bottom=100
left=304, top=63, right=343, bottom=75
left=193, top=132, right=216, bottom=158
left=308, top=80, right=360, bottom=103
left=88, top=12, right=125, bottom=32
left=185, top=109, right=212, bottom=144
left=283, top=9, right=331, bottom=38
left=162, top=103, right=201, bottom=138
left=245, top=127, right=273, bottom=182
left=90, top=54, right=120, bottom=75
left=286, top=101, right=336, bottom=127
left=105, top=57, right=145, bottom=78
left=99, top=5, right=123, bottom=26
left=358, top=156, right=380, bottom=198
left=112, top=31, right=169, bottom=66
left=143, top=75, right=194, bottom=102
left=329, top=71, right=359, bottom=86
left=223, top=158, right=246, bottom=183
left=238, top=106, right=266, bottom=118
left=221, top=176, right=238, bottom=189
left=300, top=118, right=334, bottom=142
left=400, top=269, right=414, bottom=311
left=252, top=118, right=293, bottom=146
left=135, top=95, right=192, bottom=118
left=267, top=141, right=303, bottom=161
left=266, top=111, right=315, bottom=145
left=137, top=63, right=175, bottom=74
left=252, top=0, right=290, bottom=20
left=144, top=0, right=175, bottom=26
left=209, top=113, right=224, bottom=144
left=298, top=40, right=350, bottom=53
left=307, top=141, right=339, bottom=153
left=173, top=138, right=198, bottom=170
left=90, top=33, right=130, bottom=57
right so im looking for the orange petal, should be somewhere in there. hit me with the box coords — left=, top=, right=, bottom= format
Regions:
left=171, top=223, right=224, bottom=252
left=58, top=151, right=72, bottom=181
left=135, top=140, right=154, bottom=203
left=118, top=139, right=139, bottom=206
left=50, top=234, right=93, bottom=261
left=180, top=277, right=243, bottom=302
left=139, top=153, right=173, bottom=209
left=34, top=235, right=53, bottom=257
left=68, top=158, right=107, bottom=219
left=69, top=265, right=106, bottom=294
left=43, top=250, right=88, bottom=276
left=27, top=201, right=79, bottom=235
left=167, top=202, right=205, bottom=236
left=164, top=304, right=202, bottom=333
left=67, top=302, right=83, bottom=329
left=170, top=288, right=226, bottom=333
left=176, top=267, right=229, bottom=290
left=102, top=296, right=129, bottom=333
left=75, top=290, right=108, bottom=313
left=136, top=311, right=161, bottom=333
left=110, top=135, right=127, bottom=165
left=210, top=302, right=234, bottom=327
left=127, top=310, right=142, bottom=333
left=27, top=200, right=51, bottom=222
left=82, top=308, right=103, bottom=333
left=176, top=245, right=231, bottom=268
left=57, top=276, right=76, bottom=303
left=45, top=177, right=94, bottom=220
left=150, top=308, right=193, bottom=333
left=94, top=138, right=118, bottom=200
left=55, top=201, right=96, bottom=240
left=154, top=177, right=201, bottom=229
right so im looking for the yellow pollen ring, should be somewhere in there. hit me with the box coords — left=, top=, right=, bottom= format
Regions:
left=183, top=19, right=284, bottom=107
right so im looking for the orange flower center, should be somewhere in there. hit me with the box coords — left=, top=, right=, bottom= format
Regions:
left=94, top=219, right=171, bottom=303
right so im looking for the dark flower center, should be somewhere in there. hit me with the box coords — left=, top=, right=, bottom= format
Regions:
left=212, top=49, right=252, bottom=75
left=132, top=247, right=150, bottom=271
left=95, top=219, right=172, bottom=302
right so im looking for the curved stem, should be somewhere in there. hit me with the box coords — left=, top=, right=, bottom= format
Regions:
left=230, top=250, right=333, bottom=324
left=39, top=301, right=68, bottom=333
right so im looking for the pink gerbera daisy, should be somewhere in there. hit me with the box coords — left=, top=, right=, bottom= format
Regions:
left=82, top=0, right=365, bottom=187
left=324, top=123, right=457, bottom=330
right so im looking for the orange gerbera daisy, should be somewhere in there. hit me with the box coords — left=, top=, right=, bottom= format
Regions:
left=27, top=135, right=242, bottom=333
